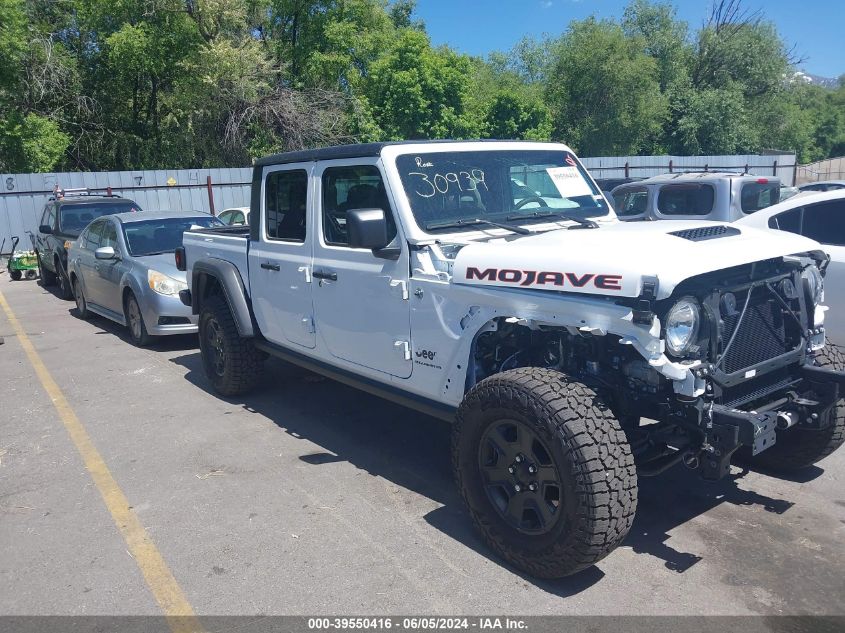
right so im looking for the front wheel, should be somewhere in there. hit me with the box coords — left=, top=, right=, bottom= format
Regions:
left=38, top=254, right=56, bottom=286
left=198, top=295, right=264, bottom=396
left=56, top=260, right=73, bottom=299
left=747, top=343, right=845, bottom=472
left=9, top=269, right=22, bottom=281
left=73, top=278, right=90, bottom=320
left=125, top=292, right=152, bottom=347
left=453, top=367, right=638, bottom=578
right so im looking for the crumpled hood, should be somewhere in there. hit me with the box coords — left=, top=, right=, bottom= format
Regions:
left=451, top=220, right=823, bottom=300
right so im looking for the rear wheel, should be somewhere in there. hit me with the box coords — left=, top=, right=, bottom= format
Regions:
left=125, top=292, right=152, bottom=347
left=747, top=343, right=844, bottom=472
left=24, top=269, right=37, bottom=280
left=38, top=254, right=56, bottom=286
left=198, top=295, right=264, bottom=396
left=453, top=367, right=638, bottom=578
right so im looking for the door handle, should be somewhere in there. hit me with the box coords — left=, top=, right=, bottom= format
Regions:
left=260, top=262, right=281, bottom=271
left=312, top=269, right=337, bottom=281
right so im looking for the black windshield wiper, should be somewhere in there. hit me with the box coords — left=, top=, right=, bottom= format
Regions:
left=425, top=218, right=532, bottom=235
left=506, top=211, right=599, bottom=229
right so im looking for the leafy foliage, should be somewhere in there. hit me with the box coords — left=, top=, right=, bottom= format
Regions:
left=0, top=0, right=842, bottom=172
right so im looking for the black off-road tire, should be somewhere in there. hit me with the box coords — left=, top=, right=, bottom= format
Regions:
left=748, top=343, right=845, bottom=472
left=38, top=254, right=56, bottom=286
left=73, top=277, right=90, bottom=320
left=55, top=259, right=73, bottom=300
left=9, top=269, right=22, bottom=281
left=25, top=269, right=37, bottom=280
left=453, top=367, right=638, bottom=578
left=198, top=294, right=264, bottom=396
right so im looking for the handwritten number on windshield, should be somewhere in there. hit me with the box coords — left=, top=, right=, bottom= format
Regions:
left=408, top=170, right=488, bottom=198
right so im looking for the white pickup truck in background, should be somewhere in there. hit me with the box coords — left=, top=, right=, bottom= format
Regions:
left=178, top=140, right=845, bottom=579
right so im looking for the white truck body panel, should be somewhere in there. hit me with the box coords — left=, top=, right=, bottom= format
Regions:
left=182, top=141, right=830, bottom=409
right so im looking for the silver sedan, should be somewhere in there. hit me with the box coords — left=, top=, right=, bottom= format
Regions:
left=67, top=210, right=222, bottom=345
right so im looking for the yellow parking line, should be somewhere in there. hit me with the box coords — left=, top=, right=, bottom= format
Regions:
left=0, top=288, right=203, bottom=633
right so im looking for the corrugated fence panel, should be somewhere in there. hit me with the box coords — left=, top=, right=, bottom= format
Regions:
left=0, top=156, right=795, bottom=254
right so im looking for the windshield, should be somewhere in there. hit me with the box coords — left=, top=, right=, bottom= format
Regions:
left=395, top=150, right=609, bottom=233
left=59, top=201, right=141, bottom=236
left=123, top=216, right=222, bottom=257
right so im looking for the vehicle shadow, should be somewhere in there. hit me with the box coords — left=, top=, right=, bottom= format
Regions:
left=168, top=351, right=814, bottom=595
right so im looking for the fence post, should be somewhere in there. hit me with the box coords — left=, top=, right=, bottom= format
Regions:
left=206, top=175, right=216, bottom=216
left=772, top=160, right=778, bottom=177
left=624, top=162, right=630, bottom=178
left=668, top=159, right=673, bottom=173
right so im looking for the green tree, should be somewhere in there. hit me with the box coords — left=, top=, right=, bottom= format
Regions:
left=546, top=18, right=667, bottom=155
left=364, top=29, right=478, bottom=140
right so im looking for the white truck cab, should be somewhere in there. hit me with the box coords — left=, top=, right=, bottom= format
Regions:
left=179, top=141, right=845, bottom=579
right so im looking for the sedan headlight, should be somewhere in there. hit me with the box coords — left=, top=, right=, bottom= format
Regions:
left=148, top=269, right=187, bottom=296
left=665, top=298, right=700, bottom=356
left=802, top=265, right=824, bottom=305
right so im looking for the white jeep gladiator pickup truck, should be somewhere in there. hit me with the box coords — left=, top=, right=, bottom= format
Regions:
left=178, top=141, right=845, bottom=578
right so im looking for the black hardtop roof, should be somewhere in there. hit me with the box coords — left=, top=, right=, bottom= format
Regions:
left=253, top=139, right=558, bottom=168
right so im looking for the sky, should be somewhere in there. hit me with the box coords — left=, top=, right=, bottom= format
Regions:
left=415, top=0, right=844, bottom=79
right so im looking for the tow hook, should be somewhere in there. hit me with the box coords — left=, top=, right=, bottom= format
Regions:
left=776, top=410, right=799, bottom=430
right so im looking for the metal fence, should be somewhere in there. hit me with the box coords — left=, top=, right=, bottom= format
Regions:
left=0, top=154, right=797, bottom=254
left=0, top=168, right=252, bottom=254
left=580, top=154, right=796, bottom=183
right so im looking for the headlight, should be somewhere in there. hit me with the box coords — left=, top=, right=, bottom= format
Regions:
left=148, top=269, right=187, bottom=296
left=665, top=298, right=700, bottom=356
left=803, top=265, right=824, bottom=305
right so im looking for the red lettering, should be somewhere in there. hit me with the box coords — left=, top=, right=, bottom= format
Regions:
left=498, top=269, right=522, bottom=283
left=536, top=271, right=564, bottom=286
left=565, top=273, right=594, bottom=287
left=595, top=274, right=622, bottom=290
left=466, top=267, right=496, bottom=281
left=519, top=271, right=536, bottom=286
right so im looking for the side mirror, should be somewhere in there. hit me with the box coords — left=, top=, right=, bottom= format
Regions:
left=95, top=246, right=117, bottom=260
left=39, top=224, right=52, bottom=235
left=347, top=208, right=391, bottom=250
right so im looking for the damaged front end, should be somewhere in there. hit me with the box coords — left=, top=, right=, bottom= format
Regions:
left=627, top=254, right=844, bottom=479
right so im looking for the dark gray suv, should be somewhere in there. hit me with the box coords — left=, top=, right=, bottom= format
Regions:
left=35, top=190, right=141, bottom=299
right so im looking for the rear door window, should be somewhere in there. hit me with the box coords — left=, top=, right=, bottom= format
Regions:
left=265, top=170, right=308, bottom=242
left=800, top=200, right=845, bottom=246
left=741, top=181, right=780, bottom=213
left=768, top=208, right=802, bottom=234
left=612, top=188, right=649, bottom=217
left=657, top=184, right=715, bottom=215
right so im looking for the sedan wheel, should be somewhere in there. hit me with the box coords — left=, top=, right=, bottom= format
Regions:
left=125, top=293, right=152, bottom=347
left=73, top=278, right=90, bottom=320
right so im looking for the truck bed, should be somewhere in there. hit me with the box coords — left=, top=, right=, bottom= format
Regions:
left=183, top=225, right=252, bottom=297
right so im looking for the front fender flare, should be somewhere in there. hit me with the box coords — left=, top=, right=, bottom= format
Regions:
left=191, top=258, right=254, bottom=337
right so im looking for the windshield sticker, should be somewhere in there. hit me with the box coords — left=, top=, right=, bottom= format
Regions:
left=545, top=166, right=592, bottom=198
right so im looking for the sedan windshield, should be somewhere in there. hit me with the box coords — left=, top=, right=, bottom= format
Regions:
left=59, top=202, right=141, bottom=237
left=395, top=150, right=608, bottom=233
left=123, top=216, right=221, bottom=256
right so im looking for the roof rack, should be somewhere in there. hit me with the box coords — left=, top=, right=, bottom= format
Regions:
left=48, top=186, right=120, bottom=201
